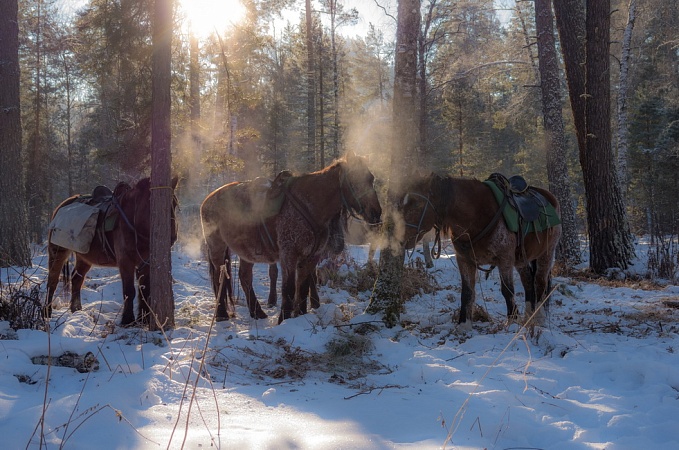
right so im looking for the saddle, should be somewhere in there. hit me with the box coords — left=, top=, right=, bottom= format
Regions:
left=48, top=184, right=118, bottom=253
left=484, top=173, right=560, bottom=235
left=84, top=185, right=120, bottom=233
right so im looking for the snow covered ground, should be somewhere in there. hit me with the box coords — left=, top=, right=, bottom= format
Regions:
left=1, top=239, right=679, bottom=449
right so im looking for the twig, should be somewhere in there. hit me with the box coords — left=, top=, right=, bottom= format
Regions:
left=343, top=383, right=405, bottom=400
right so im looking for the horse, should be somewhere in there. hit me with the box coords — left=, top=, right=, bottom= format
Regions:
left=253, top=209, right=347, bottom=309
left=201, top=151, right=382, bottom=324
left=45, top=177, right=179, bottom=326
left=399, top=173, right=561, bottom=328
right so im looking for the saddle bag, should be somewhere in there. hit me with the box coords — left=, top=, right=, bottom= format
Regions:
left=48, top=202, right=100, bottom=253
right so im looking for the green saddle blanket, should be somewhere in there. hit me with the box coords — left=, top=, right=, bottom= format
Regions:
left=483, top=179, right=561, bottom=235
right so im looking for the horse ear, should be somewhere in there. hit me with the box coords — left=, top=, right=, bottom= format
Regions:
left=345, top=150, right=356, bottom=161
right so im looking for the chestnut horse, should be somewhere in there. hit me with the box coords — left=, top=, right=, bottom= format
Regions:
left=400, top=173, right=561, bottom=328
left=45, top=177, right=179, bottom=325
left=201, top=151, right=382, bottom=323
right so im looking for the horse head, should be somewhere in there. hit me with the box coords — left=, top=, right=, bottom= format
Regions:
left=338, top=150, right=382, bottom=225
left=399, top=172, right=442, bottom=249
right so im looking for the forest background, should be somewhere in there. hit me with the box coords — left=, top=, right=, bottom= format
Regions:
left=1, top=0, right=679, bottom=280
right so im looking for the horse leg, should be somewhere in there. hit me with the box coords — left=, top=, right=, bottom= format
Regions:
left=267, top=263, right=278, bottom=307
left=527, top=254, right=555, bottom=326
left=136, top=264, right=151, bottom=324
left=294, top=261, right=320, bottom=315
left=45, top=245, right=71, bottom=318
left=118, top=263, right=138, bottom=326
left=309, top=269, right=321, bottom=310
left=239, top=260, right=267, bottom=319
left=457, top=258, right=477, bottom=329
left=295, top=260, right=317, bottom=315
left=278, top=259, right=296, bottom=324
left=498, top=265, right=519, bottom=324
left=70, top=258, right=92, bottom=313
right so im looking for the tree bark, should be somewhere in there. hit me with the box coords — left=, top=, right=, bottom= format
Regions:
left=0, top=0, right=31, bottom=268
left=534, top=0, right=581, bottom=266
left=553, top=0, right=634, bottom=272
left=616, top=0, right=637, bottom=198
left=148, top=0, right=174, bottom=330
left=366, top=0, right=420, bottom=327
left=305, top=0, right=316, bottom=168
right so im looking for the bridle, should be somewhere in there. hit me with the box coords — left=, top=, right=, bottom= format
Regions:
left=403, top=191, right=442, bottom=256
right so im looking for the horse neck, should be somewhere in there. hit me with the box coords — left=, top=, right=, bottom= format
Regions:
left=292, top=164, right=343, bottom=224
left=439, top=177, right=492, bottom=237
left=118, top=190, right=148, bottom=237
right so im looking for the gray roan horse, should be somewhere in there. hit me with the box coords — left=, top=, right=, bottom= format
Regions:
left=201, top=151, right=382, bottom=324
left=400, top=173, right=561, bottom=328
left=45, top=177, right=179, bottom=326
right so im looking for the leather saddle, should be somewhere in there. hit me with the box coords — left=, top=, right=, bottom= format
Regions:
left=487, top=173, right=549, bottom=223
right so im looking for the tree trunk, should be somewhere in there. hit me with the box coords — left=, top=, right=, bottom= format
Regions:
left=582, top=0, right=635, bottom=271
left=616, top=0, right=637, bottom=199
left=148, top=0, right=174, bottom=330
left=553, top=0, right=634, bottom=272
left=305, top=0, right=316, bottom=169
left=188, top=30, right=201, bottom=198
left=552, top=0, right=586, bottom=154
left=366, top=0, right=420, bottom=327
left=0, top=0, right=31, bottom=267
left=534, top=0, right=581, bottom=266
left=330, top=3, right=340, bottom=160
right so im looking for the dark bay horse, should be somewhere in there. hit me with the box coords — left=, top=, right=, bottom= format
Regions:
left=45, top=177, right=179, bottom=325
left=201, top=151, right=382, bottom=323
left=400, top=173, right=561, bottom=329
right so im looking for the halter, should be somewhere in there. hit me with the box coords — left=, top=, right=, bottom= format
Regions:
left=402, top=191, right=444, bottom=259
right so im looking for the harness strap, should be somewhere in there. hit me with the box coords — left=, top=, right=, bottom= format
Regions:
left=461, top=194, right=508, bottom=247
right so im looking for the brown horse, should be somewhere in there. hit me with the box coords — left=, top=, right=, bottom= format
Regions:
left=399, top=173, right=561, bottom=328
left=45, top=177, right=179, bottom=326
left=255, top=211, right=347, bottom=310
left=201, top=151, right=382, bottom=324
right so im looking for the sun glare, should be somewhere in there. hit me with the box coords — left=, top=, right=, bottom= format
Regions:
left=180, top=0, right=246, bottom=38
